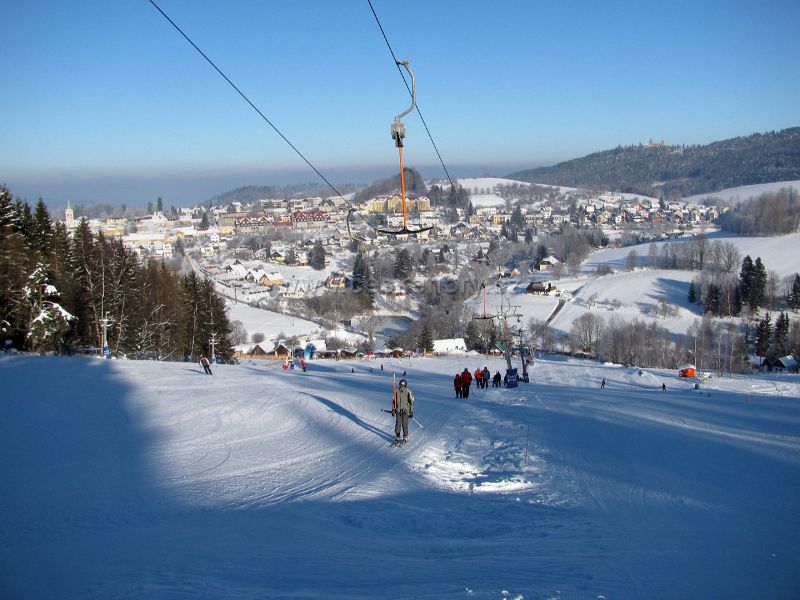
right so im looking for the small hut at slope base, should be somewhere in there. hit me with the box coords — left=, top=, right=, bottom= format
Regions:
left=678, top=364, right=696, bottom=378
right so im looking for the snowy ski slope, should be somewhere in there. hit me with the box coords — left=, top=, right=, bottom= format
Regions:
left=1, top=354, right=799, bottom=599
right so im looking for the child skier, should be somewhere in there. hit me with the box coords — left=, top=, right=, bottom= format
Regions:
left=199, top=355, right=212, bottom=375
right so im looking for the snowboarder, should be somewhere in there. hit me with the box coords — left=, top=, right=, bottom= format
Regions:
left=661, top=383, right=667, bottom=391
left=474, top=368, right=483, bottom=390
left=199, top=355, right=212, bottom=375
left=461, top=368, right=472, bottom=398
left=601, top=378, right=606, bottom=389
left=454, top=372, right=462, bottom=398
left=482, top=367, right=490, bottom=388
left=393, top=378, right=415, bottom=445
left=493, top=371, right=501, bottom=387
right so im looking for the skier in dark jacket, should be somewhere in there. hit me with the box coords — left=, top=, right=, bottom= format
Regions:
left=493, top=371, right=502, bottom=387
left=199, top=355, right=212, bottom=375
left=482, top=367, right=491, bottom=388
left=393, top=379, right=415, bottom=444
left=454, top=373, right=462, bottom=398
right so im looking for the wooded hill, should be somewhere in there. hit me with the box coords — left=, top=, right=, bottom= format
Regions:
left=508, top=127, right=800, bottom=198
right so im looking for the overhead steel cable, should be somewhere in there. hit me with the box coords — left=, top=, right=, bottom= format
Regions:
left=366, top=0, right=464, bottom=204
left=146, top=0, right=376, bottom=234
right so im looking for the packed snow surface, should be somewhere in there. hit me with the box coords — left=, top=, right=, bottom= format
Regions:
left=2, top=354, right=799, bottom=599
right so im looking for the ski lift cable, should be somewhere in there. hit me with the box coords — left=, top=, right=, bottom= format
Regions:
left=146, top=0, right=379, bottom=235
left=366, top=0, right=464, bottom=204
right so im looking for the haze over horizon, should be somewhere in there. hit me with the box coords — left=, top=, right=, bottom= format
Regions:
left=3, top=0, right=799, bottom=206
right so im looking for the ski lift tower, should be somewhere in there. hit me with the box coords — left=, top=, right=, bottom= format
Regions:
left=496, top=283, right=521, bottom=388
left=100, top=314, right=113, bottom=359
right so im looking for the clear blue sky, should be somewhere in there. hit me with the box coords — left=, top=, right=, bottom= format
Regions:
left=2, top=0, right=799, bottom=205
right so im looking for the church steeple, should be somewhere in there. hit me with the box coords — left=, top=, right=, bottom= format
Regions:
left=65, top=201, right=74, bottom=228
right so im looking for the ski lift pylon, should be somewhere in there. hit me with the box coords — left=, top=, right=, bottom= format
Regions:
left=378, top=60, right=432, bottom=237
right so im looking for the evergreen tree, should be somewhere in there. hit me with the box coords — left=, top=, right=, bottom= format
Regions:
left=352, top=251, right=367, bottom=290
left=393, top=248, right=413, bottom=279
left=13, top=200, right=34, bottom=241
left=788, top=274, right=800, bottom=311
left=284, top=245, right=297, bottom=265
left=351, top=250, right=374, bottom=307
left=511, top=205, right=525, bottom=228
left=418, top=324, right=434, bottom=353
left=463, top=319, right=483, bottom=352
left=156, top=197, right=163, bottom=213
left=23, top=262, right=75, bottom=353
left=198, top=212, right=210, bottom=231
left=0, top=185, right=14, bottom=231
left=773, top=312, right=790, bottom=358
left=688, top=280, right=697, bottom=304
left=731, top=282, right=743, bottom=316
left=524, top=228, right=534, bottom=244
left=738, top=255, right=754, bottom=310
left=752, top=257, right=767, bottom=310
left=754, top=313, right=772, bottom=357
left=308, top=240, right=326, bottom=270
left=31, top=199, right=53, bottom=255
left=703, top=283, right=721, bottom=315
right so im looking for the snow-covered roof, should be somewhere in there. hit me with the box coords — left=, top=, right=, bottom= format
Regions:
left=432, top=338, right=467, bottom=354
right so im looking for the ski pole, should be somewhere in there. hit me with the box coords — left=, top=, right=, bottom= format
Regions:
left=412, top=416, right=425, bottom=430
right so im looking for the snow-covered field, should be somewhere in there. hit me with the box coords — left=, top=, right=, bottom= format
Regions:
left=2, top=354, right=799, bottom=599
left=684, top=180, right=800, bottom=204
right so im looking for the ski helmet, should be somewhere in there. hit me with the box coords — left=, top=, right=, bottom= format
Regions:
left=399, top=378, right=407, bottom=387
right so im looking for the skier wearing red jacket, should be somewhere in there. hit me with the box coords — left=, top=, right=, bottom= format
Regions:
left=454, top=372, right=462, bottom=398
left=461, top=368, right=472, bottom=398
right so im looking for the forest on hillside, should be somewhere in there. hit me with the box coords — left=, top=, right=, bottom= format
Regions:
left=0, top=185, right=233, bottom=360
left=508, top=128, right=800, bottom=198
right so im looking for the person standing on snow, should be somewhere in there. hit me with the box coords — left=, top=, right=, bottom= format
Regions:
left=199, top=355, right=212, bottom=375
left=461, top=368, right=472, bottom=398
left=474, top=367, right=483, bottom=390
left=601, top=378, right=606, bottom=389
left=454, top=372, right=462, bottom=398
left=493, top=371, right=502, bottom=387
left=301, top=359, right=307, bottom=372
left=393, top=378, right=415, bottom=444
left=482, top=367, right=490, bottom=388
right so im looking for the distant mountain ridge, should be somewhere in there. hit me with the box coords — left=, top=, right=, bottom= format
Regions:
left=208, top=182, right=362, bottom=206
left=508, top=127, right=800, bottom=198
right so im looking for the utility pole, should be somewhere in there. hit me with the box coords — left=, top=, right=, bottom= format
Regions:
left=100, top=313, right=113, bottom=359
left=209, top=333, right=217, bottom=363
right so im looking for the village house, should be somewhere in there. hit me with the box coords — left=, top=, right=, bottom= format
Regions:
left=538, top=256, right=561, bottom=271
left=526, top=281, right=556, bottom=295
left=324, top=274, right=350, bottom=289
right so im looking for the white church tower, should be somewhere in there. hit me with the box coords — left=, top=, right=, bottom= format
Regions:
left=64, top=201, right=74, bottom=229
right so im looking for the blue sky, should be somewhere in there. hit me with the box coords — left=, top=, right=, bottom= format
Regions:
left=2, top=0, right=799, bottom=205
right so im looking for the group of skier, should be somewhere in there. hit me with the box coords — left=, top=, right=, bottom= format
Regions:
left=453, top=367, right=503, bottom=398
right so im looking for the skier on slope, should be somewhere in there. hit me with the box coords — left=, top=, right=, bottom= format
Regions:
left=199, top=355, right=212, bottom=375
left=393, top=378, right=415, bottom=445
left=482, top=367, right=491, bottom=388
left=461, top=368, right=472, bottom=398
left=454, top=372, right=462, bottom=398
left=493, top=371, right=502, bottom=387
